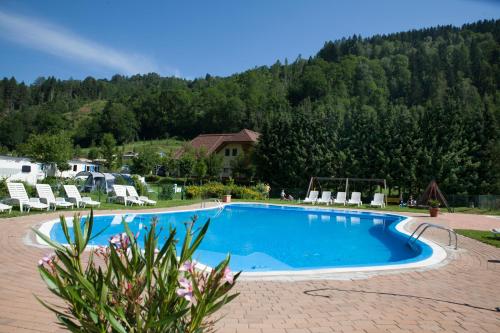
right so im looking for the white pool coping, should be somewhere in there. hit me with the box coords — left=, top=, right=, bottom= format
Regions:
left=35, top=203, right=448, bottom=279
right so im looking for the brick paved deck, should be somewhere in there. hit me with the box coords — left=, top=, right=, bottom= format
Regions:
left=0, top=206, right=499, bottom=332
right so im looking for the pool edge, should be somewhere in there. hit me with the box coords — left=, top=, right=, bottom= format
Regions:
left=35, top=203, right=448, bottom=279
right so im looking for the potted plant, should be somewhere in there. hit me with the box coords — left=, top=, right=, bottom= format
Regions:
left=222, top=187, right=231, bottom=203
left=428, top=199, right=440, bottom=217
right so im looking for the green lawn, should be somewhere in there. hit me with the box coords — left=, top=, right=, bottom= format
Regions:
left=1, top=196, right=499, bottom=219
left=80, top=138, right=184, bottom=156
left=455, top=229, right=500, bottom=248
left=0, top=198, right=202, bottom=219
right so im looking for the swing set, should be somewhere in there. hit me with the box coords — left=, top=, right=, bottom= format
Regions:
left=306, top=177, right=388, bottom=206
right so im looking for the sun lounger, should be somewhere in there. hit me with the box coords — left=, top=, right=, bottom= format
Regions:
left=36, top=184, right=73, bottom=210
left=492, top=228, right=500, bottom=238
left=126, top=185, right=156, bottom=205
left=347, top=192, right=362, bottom=206
left=63, top=185, right=101, bottom=208
left=333, top=192, right=347, bottom=205
left=370, top=193, right=385, bottom=208
left=6, top=182, right=49, bottom=212
left=303, top=190, right=319, bottom=204
left=112, top=185, right=143, bottom=206
left=0, top=203, right=12, bottom=214
left=316, top=191, right=332, bottom=205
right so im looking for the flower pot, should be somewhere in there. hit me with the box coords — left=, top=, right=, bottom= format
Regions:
left=222, top=195, right=231, bottom=203
left=429, top=207, right=439, bottom=217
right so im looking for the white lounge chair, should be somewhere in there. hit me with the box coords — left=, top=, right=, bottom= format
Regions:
left=126, top=186, right=156, bottom=205
left=63, top=185, right=101, bottom=208
left=36, top=184, right=74, bottom=210
left=316, top=191, right=332, bottom=205
left=347, top=192, right=362, bottom=206
left=112, top=185, right=143, bottom=206
left=333, top=192, right=347, bottom=205
left=0, top=203, right=12, bottom=214
left=370, top=193, right=385, bottom=208
left=303, top=190, right=319, bottom=204
left=6, top=182, right=49, bottom=212
left=492, top=228, right=500, bottom=238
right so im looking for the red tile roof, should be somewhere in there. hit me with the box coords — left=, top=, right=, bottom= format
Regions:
left=177, top=129, right=260, bottom=157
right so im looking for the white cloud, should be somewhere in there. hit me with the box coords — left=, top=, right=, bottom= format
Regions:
left=0, top=9, right=173, bottom=76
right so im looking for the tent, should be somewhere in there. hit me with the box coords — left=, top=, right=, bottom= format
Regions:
left=76, top=172, right=134, bottom=193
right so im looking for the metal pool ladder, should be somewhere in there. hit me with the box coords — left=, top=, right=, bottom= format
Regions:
left=200, top=198, right=223, bottom=209
left=200, top=198, right=224, bottom=218
left=407, top=222, right=458, bottom=250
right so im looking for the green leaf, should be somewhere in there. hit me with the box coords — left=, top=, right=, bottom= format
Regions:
left=104, top=310, right=127, bottom=333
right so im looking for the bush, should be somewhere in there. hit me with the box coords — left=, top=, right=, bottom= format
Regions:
left=185, top=185, right=202, bottom=199
left=145, top=174, right=160, bottom=183
left=158, top=183, right=175, bottom=200
left=131, top=175, right=145, bottom=196
left=185, top=182, right=264, bottom=200
left=114, top=175, right=128, bottom=185
left=18, top=181, right=37, bottom=197
left=34, top=211, right=239, bottom=332
left=0, top=178, right=8, bottom=199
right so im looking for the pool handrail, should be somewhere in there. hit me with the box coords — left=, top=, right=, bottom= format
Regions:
left=407, top=222, right=458, bottom=250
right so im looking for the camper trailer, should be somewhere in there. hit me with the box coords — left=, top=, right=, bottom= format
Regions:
left=45, top=158, right=100, bottom=178
left=0, top=156, right=45, bottom=185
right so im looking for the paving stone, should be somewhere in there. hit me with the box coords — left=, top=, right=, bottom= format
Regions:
left=0, top=208, right=499, bottom=333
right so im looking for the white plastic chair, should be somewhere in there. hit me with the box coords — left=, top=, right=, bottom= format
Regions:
left=347, top=192, right=362, bottom=206
left=0, top=203, right=12, bottom=214
left=64, top=185, right=101, bottom=208
left=333, top=192, right=347, bottom=205
left=126, top=185, right=156, bottom=205
left=316, top=191, right=332, bottom=205
left=36, top=184, right=73, bottom=210
left=370, top=193, right=385, bottom=208
left=303, top=190, right=319, bottom=204
left=112, top=185, right=143, bottom=206
left=7, top=182, right=49, bottom=212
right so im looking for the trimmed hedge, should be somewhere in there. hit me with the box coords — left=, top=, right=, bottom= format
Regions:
left=185, top=182, right=264, bottom=200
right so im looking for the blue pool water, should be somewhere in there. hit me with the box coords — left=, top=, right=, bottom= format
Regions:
left=48, top=204, right=432, bottom=272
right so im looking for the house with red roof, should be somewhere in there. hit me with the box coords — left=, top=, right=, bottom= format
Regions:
left=177, top=129, right=260, bottom=177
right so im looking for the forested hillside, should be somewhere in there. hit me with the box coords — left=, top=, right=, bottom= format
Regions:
left=0, top=19, right=499, bottom=194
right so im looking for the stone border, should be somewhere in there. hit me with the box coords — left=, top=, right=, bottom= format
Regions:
left=34, top=203, right=448, bottom=280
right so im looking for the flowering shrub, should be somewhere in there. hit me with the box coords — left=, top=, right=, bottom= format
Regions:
left=185, top=182, right=264, bottom=200
left=34, top=210, right=239, bottom=332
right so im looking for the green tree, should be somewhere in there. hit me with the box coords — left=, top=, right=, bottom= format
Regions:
left=130, top=148, right=160, bottom=175
left=18, top=132, right=73, bottom=173
left=100, top=133, right=117, bottom=171
left=100, top=102, right=138, bottom=144
left=193, top=158, right=208, bottom=183
left=87, top=147, right=100, bottom=160
left=205, top=153, right=224, bottom=179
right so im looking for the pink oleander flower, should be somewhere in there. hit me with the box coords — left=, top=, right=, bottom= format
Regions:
left=179, top=260, right=196, bottom=273
left=222, top=267, right=234, bottom=284
left=176, top=277, right=194, bottom=303
left=110, top=234, right=121, bottom=245
left=38, top=253, right=56, bottom=267
left=109, top=233, right=130, bottom=249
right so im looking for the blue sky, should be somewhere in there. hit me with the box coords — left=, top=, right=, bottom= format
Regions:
left=0, top=0, right=499, bottom=83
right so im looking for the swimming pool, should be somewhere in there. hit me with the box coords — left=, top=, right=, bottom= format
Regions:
left=39, top=203, right=442, bottom=274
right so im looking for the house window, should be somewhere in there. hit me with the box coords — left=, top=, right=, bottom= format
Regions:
left=73, top=165, right=77, bottom=172
left=225, top=148, right=230, bottom=156
left=21, top=165, right=31, bottom=173
left=86, top=165, right=90, bottom=171
left=232, top=148, right=237, bottom=156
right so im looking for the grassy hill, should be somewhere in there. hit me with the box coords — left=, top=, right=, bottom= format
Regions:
left=79, top=138, right=185, bottom=157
